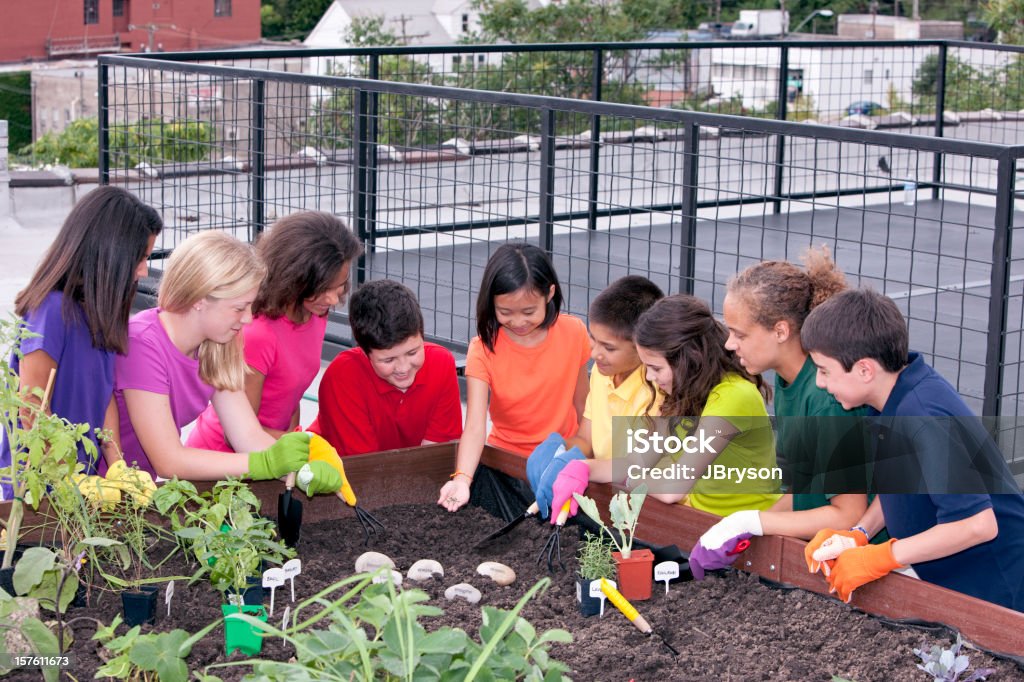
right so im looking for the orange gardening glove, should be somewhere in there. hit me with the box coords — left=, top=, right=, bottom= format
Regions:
left=826, top=538, right=903, bottom=603
left=804, top=528, right=869, bottom=576
left=297, top=434, right=357, bottom=505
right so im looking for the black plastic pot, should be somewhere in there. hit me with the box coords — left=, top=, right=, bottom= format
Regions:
left=228, top=576, right=264, bottom=606
left=577, top=578, right=604, bottom=617
left=0, top=567, right=14, bottom=598
left=122, top=585, right=159, bottom=626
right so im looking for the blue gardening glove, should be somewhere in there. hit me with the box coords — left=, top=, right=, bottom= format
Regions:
left=689, top=510, right=763, bottom=580
left=535, top=446, right=586, bottom=520
left=526, top=433, right=566, bottom=499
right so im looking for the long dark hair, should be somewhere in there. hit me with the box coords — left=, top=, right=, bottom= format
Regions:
left=15, top=186, right=162, bottom=354
left=476, top=242, right=563, bottom=352
left=634, top=295, right=769, bottom=418
left=252, top=211, right=362, bottom=320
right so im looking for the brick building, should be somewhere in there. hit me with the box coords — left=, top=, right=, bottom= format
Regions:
left=1, top=0, right=260, bottom=63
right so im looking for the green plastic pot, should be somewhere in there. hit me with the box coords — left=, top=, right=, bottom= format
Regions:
left=222, top=603, right=268, bottom=656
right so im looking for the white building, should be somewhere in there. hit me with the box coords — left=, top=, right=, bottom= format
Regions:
left=304, top=0, right=545, bottom=76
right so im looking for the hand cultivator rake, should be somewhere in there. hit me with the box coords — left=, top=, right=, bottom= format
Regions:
left=474, top=500, right=572, bottom=573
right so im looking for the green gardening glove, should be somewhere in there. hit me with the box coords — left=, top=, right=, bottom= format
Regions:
left=246, top=432, right=312, bottom=480
left=296, top=461, right=344, bottom=496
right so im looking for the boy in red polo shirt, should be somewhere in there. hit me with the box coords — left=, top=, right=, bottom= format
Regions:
left=310, top=279, right=462, bottom=455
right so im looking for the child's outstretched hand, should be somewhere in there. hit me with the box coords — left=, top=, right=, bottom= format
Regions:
left=438, top=478, right=470, bottom=512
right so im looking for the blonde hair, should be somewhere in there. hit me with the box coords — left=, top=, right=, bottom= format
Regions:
left=158, top=232, right=267, bottom=391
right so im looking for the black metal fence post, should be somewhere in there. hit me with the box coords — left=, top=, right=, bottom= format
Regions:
left=587, top=48, right=604, bottom=231
left=250, top=78, right=266, bottom=239
left=984, top=153, right=1015, bottom=418
left=366, top=54, right=380, bottom=244
left=678, top=122, right=700, bottom=296
left=354, top=88, right=371, bottom=285
left=98, top=63, right=109, bottom=185
left=539, top=108, right=556, bottom=254
left=772, top=45, right=789, bottom=214
left=932, top=43, right=948, bottom=200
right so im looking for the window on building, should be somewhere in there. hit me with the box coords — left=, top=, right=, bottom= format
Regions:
left=84, top=0, right=99, bottom=24
left=461, top=13, right=470, bottom=32
left=452, top=55, right=461, bottom=65
left=214, top=0, right=231, bottom=17
left=864, top=69, right=873, bottom=85
left=113, top=0, right=125, bottom=17
left=477, top=54, right=485, bottom=63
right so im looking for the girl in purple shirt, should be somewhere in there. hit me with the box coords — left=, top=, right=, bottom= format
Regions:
left=186, top=212, right=361, bottom=451
left=114, top=231, right=339, bottom=492
left=2, top=186, right=161, bottom=497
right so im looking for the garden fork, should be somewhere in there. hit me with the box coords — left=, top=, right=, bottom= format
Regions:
left=536, top=503, right=571, bottom=573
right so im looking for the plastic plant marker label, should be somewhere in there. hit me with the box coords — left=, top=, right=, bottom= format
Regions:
left=281, top=605, right=290, bottom=643
left=283, top=558, right=302, bottom=602
left=655, top=561, right=680, bottom=594
left=590, top=578, right=615, bottom=617
left=372, top=569, right=403, bottom=587
left=576, top=581, right=582, bottom=604
left=165, top=580, right=175, bottom=618
left=263, top=567, right=286, bottom=616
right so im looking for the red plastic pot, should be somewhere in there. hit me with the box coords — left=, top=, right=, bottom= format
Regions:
left=613, top=548, right=654, bottom=601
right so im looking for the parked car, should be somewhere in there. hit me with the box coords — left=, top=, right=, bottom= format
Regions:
left=847, top=101, right=884, bottom=116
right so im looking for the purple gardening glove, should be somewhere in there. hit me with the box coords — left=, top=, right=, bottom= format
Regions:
left=549, top=458, right=590, bottom=523
left=689, top=533, right=753, bottom=580
left=688, top=510, right=763, bottom=580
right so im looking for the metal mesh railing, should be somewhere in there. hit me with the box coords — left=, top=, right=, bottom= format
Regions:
left=99, top=47, right=1024, bottom=475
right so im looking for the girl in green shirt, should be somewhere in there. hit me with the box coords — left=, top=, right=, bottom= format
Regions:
left=691, top=248, right=873, bottom=574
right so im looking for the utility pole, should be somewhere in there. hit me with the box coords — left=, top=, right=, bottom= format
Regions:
left=389, top=15, right=429, bottom=46
left=128, top=23, right=176, bottom=52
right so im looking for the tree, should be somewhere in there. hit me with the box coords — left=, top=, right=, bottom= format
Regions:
left=983, top=0, right=1024, bottom=44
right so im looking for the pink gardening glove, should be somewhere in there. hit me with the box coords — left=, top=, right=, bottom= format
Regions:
left=549, top=458, right=590, bottom=523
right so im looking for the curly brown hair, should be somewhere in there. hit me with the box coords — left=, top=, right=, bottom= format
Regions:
left=634, top=295, right=769, bottom=419
left=727, top=245, right=847, bottom=335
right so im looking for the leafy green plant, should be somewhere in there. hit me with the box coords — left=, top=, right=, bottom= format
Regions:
left=0, top=317, right=95, bottom=571
left=573, top=484, right=648, bottom=559
left=576, top=531, right=615, bottom=581
left=153, top=478, right=293, bottom=602
left=914, top=636, right=995, bottom=682
left=0, top=590, right=61, bottom=682
left=205, top=572, right=572, bottom=682
left=92, top=613, right=220, bottom=682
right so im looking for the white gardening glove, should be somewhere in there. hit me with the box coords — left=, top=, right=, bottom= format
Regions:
left=811, top=534, right=863, bottom=577
left=697, top=510, right=764, bottom=551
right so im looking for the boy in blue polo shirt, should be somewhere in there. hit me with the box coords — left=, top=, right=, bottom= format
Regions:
left=799, top=288, right=1024, bottom=611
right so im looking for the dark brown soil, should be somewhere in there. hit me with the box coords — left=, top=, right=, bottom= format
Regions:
left=12, top=503, right=1024, bottom=681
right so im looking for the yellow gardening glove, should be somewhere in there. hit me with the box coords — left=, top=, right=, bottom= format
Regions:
left=105, top=460, right=157, bottom=507
left=71, top=473, right=122, bottom=510
left=297, top=434, right=357, bottom=505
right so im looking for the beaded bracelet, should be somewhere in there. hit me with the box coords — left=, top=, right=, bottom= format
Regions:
left=850, top=525, right=870, bottom=540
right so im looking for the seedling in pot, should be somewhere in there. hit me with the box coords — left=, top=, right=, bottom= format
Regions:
left=573, top=484, right=648, bottom=559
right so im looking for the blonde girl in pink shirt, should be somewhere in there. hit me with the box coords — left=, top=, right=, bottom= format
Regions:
left=187, top=212, right=362, bottom=451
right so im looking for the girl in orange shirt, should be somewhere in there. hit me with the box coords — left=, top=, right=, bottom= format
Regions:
left=438, top=242, right=590, bottom=511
